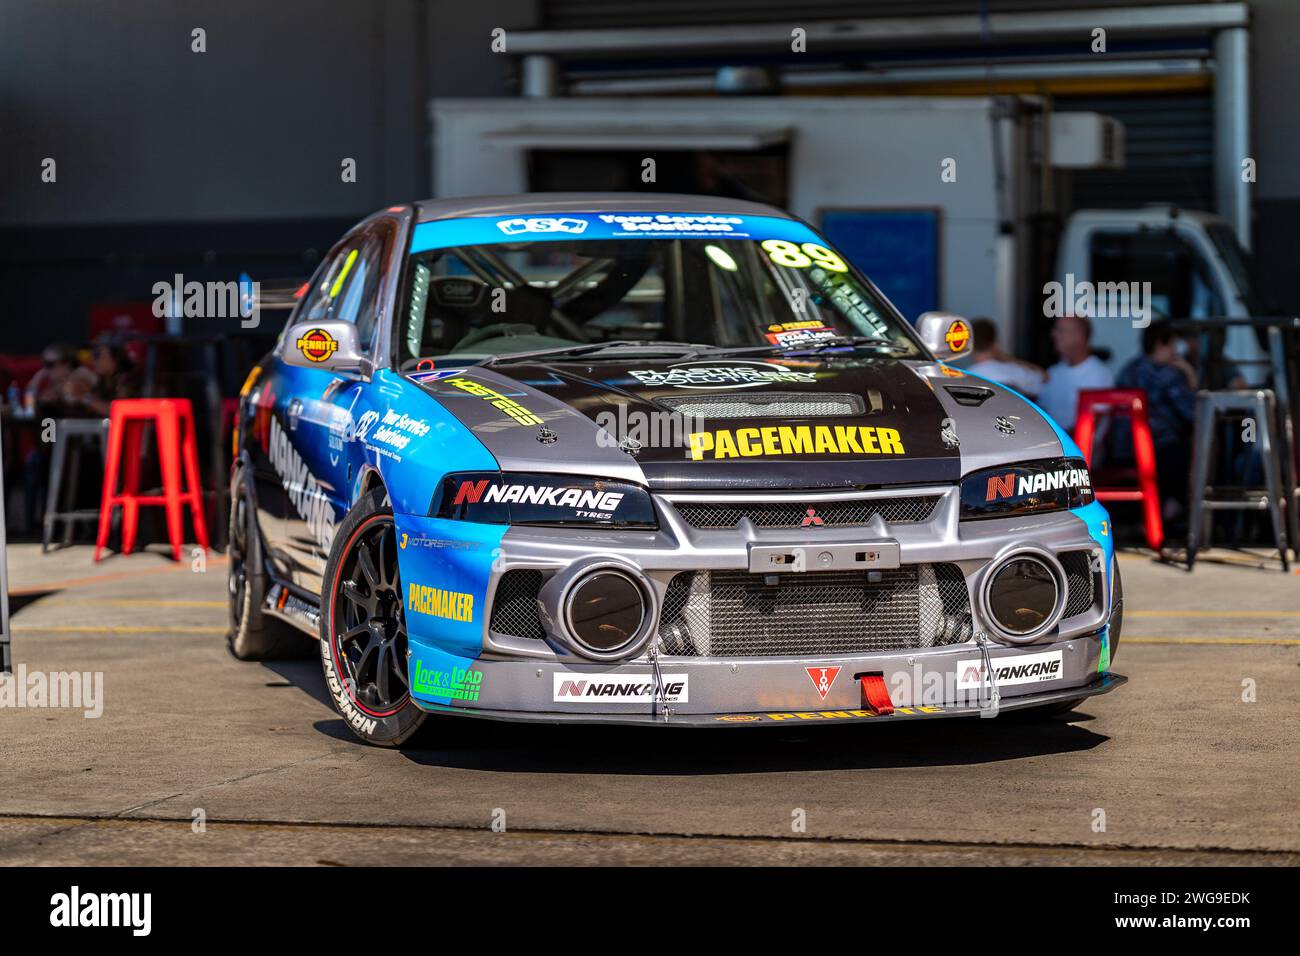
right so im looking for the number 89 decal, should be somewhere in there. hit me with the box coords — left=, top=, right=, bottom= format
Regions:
left=760, top=239, right=849, bottom=273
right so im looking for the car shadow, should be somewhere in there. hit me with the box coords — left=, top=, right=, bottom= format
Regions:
left=275, top=654, right=1112, bottom=774
left=261, top=658, right=334, bottom=710
left=388, top=709, right=1111, bottom=775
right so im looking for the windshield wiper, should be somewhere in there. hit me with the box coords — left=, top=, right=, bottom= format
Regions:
left=803, top=335, right=911, bottom=354
left=483, top=340, right=711, bottom=366
left=705, top=336, right=911, bottom=358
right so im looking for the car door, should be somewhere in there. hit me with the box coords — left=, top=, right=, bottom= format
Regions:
left=279, top=220, right=396, bottom=594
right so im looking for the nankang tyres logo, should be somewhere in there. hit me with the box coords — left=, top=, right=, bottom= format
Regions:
left=959, top=457, right=1095, bottom=519
left=435, top=472, right=657, bottom=528
left=985, top=465, right=1091, bottom=501
left=269, top=418, right=336, bottom=553
left=456, top=479, right=625, bottom=514
left=956, top=650, right=1063, bottom=689
left=553, top=673, right=689, bottom=703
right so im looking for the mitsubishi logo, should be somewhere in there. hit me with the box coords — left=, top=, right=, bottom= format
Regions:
left=800, top=507, right=825, bottom=528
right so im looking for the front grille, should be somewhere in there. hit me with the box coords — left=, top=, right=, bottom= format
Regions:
left=658, top=563, right=971, bottom=657
left=656, top=392, right=865, bottom=420
left=489, top=569, right=546, bottom=640
left=1060, top=550, right=1098, bottom=618
left=673, top=495, right=940, bottom=530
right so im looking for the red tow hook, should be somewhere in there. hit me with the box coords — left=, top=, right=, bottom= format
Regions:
left=859, top=674, right=895, bottom=716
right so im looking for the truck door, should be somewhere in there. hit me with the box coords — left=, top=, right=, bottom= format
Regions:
left=1084, top=229, right=1230, bottom=374
left=278, top=221, right=395, bottom=595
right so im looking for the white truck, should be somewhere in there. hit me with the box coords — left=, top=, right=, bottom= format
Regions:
left=431, top=94, right=1267, bottom=378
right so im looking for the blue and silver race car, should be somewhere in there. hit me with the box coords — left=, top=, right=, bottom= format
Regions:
left=229, top=193, right=1125, bottom=745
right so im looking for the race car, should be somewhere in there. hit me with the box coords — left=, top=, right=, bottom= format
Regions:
left=229, top=193, right=1126, bottom=745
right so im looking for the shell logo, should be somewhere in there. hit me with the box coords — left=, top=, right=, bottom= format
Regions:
left=296, top=328, right=339, bottom=363
left=944, top=320, right=971, bottom=352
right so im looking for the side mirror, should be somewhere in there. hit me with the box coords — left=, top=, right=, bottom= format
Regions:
left=279, top=320, right=372, bottom=375
left=916, top=311, right=973, bottom=362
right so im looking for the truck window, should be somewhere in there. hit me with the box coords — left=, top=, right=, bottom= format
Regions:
left=1089, top=231, right=1224, bottom=320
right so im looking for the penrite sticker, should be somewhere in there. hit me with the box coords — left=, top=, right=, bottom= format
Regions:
left=296, top=327, right=339, bottom=363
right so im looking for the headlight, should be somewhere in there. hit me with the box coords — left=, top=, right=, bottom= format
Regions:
left=960, top=457, right=1093, bottom=520
left=565, top=569, right=647, bottom=653
left=985, top=556, right=1060, bottom=636
left=432, top=472, right=658, bottom=529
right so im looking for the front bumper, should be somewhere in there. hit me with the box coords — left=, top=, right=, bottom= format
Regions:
left=412, top=672, right=1128, bottom=727
left=399, top=484, right=1121, bottom=721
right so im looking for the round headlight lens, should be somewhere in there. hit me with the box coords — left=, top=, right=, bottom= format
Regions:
left=987, top=557, right=1059, bottom=635
left=566, top=570, right=646, bottom=653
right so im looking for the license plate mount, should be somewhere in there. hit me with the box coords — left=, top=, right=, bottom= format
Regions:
left=747, top=541, right=901, bottom=574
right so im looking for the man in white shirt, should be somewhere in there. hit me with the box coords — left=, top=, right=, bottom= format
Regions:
left=966, top=318, right=1046, bottom=397
left=1037, top=314, right=1114, bottom=430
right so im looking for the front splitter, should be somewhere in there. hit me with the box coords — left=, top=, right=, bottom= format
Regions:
left=411, top=672, right=1127, bottom=728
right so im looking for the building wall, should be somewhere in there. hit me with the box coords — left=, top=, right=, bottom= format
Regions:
left=2, top=0, right=1299, bottom=353
left=0, top=0, right=538, bottom=351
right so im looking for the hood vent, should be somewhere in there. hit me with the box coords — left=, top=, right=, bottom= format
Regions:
left=944, top=385, right=996, bottom=407
left=656, top=391, right=871, bottom=420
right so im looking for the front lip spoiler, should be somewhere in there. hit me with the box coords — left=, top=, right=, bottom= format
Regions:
left=410, top=672, right=1127, bottom=728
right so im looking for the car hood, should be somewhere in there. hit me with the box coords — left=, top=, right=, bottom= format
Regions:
left=409, top=355, right=1064, bottom=492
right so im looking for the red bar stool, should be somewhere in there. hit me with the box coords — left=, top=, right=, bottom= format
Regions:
left=1073, top=388, right=1164, bottom=552
left=95, top=398, right=209, bottom=562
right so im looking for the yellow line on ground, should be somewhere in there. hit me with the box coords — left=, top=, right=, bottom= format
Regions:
left=1125, top=636, right=1300, bottom=646
left=9, top=556, right=228, bottom=596
left=13, top=625, right=226, bottom=635
left=1128, top=610, right=1300, bottom=618
left=70, top=599, right=227, bottom=608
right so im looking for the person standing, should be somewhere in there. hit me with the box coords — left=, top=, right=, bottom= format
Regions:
left=965, top=317, right=1046, bottom=397
left=1038, top=315, right=1114, bottom=430
left=1116, top=321, right=1198, bottom=519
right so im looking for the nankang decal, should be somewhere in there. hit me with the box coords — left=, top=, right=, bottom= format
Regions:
left=553, top=674, right=689, bottom=703
left=688, top=424, right=906, bottom=461
left=986, top=467, right=1091, bottom=501
left=323, top=649, right=377, bottom=736
left=454, top=479, right=625, bottom=517
left=628, top=362, right=818, bottom=390
left=956, top=650, right=1063, bottom=689
left=269, top=418, right=336, bottom=553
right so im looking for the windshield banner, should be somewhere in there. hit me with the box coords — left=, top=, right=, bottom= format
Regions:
left=410, top=213, right=822, bottom=253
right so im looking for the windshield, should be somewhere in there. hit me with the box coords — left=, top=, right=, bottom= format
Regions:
left=395, top=212, right=921, bottom=367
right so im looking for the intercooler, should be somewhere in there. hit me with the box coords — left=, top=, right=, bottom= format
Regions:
left=657, top=563, right=972, bottom=657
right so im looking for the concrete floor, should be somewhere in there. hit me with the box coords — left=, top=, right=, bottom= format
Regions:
left=2, top=543, right=1298, bottom=866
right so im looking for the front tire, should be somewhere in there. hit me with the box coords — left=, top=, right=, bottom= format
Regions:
left=319, top=488, right=427, bottom=747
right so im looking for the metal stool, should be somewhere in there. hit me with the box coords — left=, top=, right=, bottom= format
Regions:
left=42, top=417, right=109, bottom=552
left=1187, top=390, right=1291, bottom=571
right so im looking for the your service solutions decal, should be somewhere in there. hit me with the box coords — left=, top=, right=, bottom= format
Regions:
left=410, top=213, right=826, bottom=253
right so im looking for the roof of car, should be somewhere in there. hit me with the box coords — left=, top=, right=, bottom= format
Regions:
left=412, top=192, right=792, bottom=224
